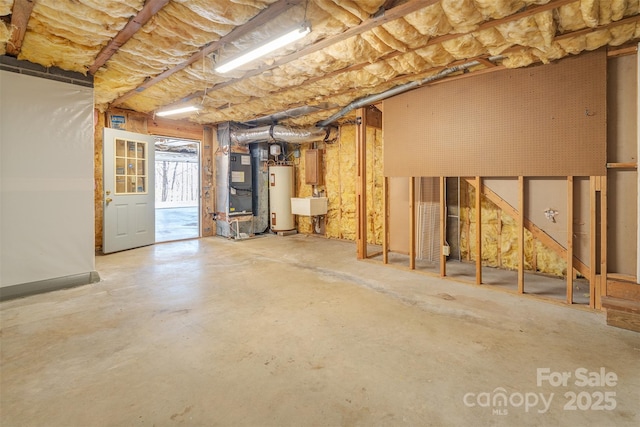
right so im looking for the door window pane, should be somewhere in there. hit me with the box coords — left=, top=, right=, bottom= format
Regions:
left=116, top=139, right=125, bottom=157
left=115, top=138, right=147, bottom=194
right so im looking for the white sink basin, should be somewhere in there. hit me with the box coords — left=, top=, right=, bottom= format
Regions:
left=291, top=197, right=328, bottom=216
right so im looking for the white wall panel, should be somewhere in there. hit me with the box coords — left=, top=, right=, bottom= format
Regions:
left=0, top=71, right=95, bottom=287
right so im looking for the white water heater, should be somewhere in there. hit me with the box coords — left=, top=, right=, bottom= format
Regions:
left=269, top=165, right=295, bottom=231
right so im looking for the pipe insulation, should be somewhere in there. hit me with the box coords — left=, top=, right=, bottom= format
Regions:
left=231, top=57, right=502, bottom=144
left=230, top=124, right=337, bottom=145
left=317, top=56, right=503, bottom=127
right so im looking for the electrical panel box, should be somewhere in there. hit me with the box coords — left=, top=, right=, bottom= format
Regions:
left=229, top=153, right=252, bottom=216
left=305, top=149, right=323, bottom=185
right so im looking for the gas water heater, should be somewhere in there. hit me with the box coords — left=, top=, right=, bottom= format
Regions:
left=268, top=165, right=295, bottom=232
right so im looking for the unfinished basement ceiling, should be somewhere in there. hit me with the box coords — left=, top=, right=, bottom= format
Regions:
left=1, top=0, right=639, bottom=127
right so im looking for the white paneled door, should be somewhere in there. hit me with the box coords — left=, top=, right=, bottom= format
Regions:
left=103, top=128, right=156, bottom=254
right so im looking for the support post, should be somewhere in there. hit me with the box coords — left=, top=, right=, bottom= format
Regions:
left=355, top=108, right=367, bottom=259
left=475, top=176, right=482, bottom=285
left=409, top=177, right=416, bottom=270
left=599, top=175, right=608, bottom=309
left=518, top=176, right=524, bottom=293
left=383, top=176, right=389, bottom=264
left=440, top=176, right=446, bottom=277
left=567, top=176, right=574, bottom=304
left=202, top=126, right=216, bottom=237
left=589, top=176, right=597, bottom=308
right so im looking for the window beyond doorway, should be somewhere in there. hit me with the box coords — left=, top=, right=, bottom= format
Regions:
left=154, top=137, right=200, bottom=242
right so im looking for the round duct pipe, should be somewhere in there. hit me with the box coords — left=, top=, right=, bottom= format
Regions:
left=230, top=124, right=337, bottom=145
left=317, top=56, right=503, bottom=127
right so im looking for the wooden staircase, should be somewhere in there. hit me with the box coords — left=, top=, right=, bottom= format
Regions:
left=601, top=276, right=640, bottom=333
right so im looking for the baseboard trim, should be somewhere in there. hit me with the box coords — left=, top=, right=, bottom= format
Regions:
left=0, top=271, right=101, bottom=301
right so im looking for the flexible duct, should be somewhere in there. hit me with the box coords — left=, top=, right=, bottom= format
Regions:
left=317, top=56, right=503, bottom=127
left=230, top=124, right=336, bottom=145
left=231, top=57, right=502, bottom=141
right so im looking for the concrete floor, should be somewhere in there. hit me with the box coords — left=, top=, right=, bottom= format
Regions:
left=374, top=251, right=592, bottom=305
left=1, top=235, right=639, bottom=426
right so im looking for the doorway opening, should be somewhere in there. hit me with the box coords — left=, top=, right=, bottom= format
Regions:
left=154, top=137, right=200, bottom=242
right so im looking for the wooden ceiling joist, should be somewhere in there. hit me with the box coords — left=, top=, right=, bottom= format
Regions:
left=555, top=14, right=640, bottom=41
left=88, top=0, right=171, bottom=75
left=298, top=0, right=572, bottom=90
left=476, top=57, right=498, bottom=68
left=608, top=43, right=639, bottom=57
left=429, top=0, right=576, bottom=47
left=6, top=0, right=35, bottom=57
left=157, top=0, right=580, bottom=113
left=156, top=0, right=443, bottom=110
left=491, top=14, right=640, bottom=59
left=111, top=0, right=304, bottom=106
left=226, top=0, right=438, bottom=89
left=114, top=0, right=434, bottom=110
left=99, top=0, right=640, bottom=124
left=209, top=53, right=506, bottom=123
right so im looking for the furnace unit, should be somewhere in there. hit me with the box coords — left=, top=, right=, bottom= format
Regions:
left=228, top=152, right=252, bottom=216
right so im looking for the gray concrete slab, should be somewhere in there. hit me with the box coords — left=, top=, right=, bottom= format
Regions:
left=1, top=235, right=638, bottom=426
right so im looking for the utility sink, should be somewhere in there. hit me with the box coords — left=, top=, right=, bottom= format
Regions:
left=291, top=197, right=328, bottom=216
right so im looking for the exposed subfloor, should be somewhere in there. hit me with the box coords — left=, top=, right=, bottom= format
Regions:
left=1, top=235, right=639, bottom=426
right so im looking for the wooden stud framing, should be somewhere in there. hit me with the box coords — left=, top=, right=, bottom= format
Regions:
left=439, top=176, right=447, bottom=277
left=201, top=127, right=216, bottom=237
left=475, top=176, right=482, bottom=285
left=146, top=116, right=204, bottom=141
left=599, top=175, right=608, bottom=309
left=497, top=211, right=503, bottom=268
left=6, top=0, right=35, bottom=57
left=409, top=177, right=416, bottom=270
left=465, top=206, right=471, bottom=261
left=518, top=176, right=525, bottom=293
left=383, top=176, right=389, bottom=264
left=567, top=176, right=574, bottom=304
left=355, top=108, right=367, bottom=260
left=589, top=176, right=597, bottom=308
left=464, top=178, right=590, bottom=278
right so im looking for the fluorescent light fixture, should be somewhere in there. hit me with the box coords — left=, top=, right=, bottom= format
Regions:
left=215, top=23, right=311, bottom=73
left=156, top=105, right=200, bottom=117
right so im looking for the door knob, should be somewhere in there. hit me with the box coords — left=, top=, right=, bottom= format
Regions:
left=106, top=198, right=113, bottom=204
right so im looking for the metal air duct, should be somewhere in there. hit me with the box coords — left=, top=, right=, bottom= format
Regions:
left=317, top=56, right=503, bottom=127
left=230, top=124, right=336, bottom=145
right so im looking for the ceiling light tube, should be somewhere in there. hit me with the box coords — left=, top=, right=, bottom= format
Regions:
left=156, top=105, right=201, bottom=117
left=215, top=23, right=311, bottom=73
